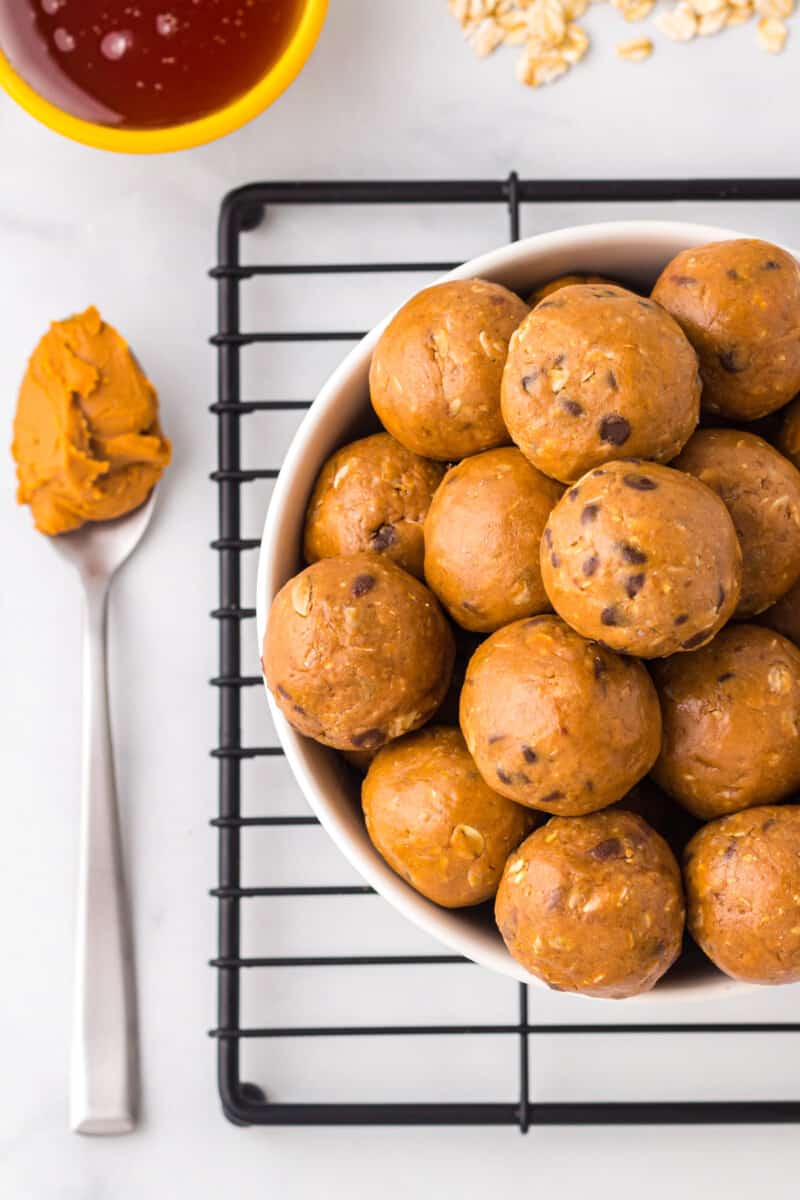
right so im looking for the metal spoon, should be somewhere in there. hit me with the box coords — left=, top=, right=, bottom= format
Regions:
left=52, top=489, right=158, bottom=1135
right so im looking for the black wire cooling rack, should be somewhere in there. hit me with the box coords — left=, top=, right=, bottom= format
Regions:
left=211, top=174, right=800, bottom=1129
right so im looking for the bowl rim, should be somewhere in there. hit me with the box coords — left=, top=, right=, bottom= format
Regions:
left=257, top=218, right=790, bottom=1003
left=0, top=0, right=328, bottom=154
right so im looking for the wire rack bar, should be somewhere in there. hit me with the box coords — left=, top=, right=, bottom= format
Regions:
left=212, top=174, right=800, bottom=1129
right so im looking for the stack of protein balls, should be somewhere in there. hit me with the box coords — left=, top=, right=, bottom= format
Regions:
left=264, top=240, right=800, bottom=1000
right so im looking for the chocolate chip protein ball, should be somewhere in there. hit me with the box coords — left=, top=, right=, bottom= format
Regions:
left=303, top=433, right=444, bottom=579
left=759, top=575, right=800, bottom=645
left=778, top=394, right=800, bottom=469
left=263, top=554, right=454, bottom=751
left=459, top=615, right=661, bottom=815
left=495, top=810, right=685, bottom=998
left=362, top=726, right=535, bottom=908
left=423, top=447, right=563, bottom=632
left=652, top=239, right=800, bottom=421
left=526, top=273, right=618, bottom=306
left=651, top=624, right=800, bottom=819
left=369, top=279, right=528, bottom=461
left=684, top=806, right=800, bottom=985
left=672, top=429, right=800, bottom=617
left=501, top=284, right=700, bottom=483
left=541, top=460, right=741, bottom=658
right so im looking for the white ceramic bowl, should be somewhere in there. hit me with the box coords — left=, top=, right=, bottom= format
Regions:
left=257, top=219, right=780, bottom=1003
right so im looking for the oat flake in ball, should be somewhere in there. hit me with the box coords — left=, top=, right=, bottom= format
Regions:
left=303, top=432, right=444, bottom=579
left=685, top=806, right=800, bottom=986
left=541, top=459, right=741, bottom=658
left=263, top=554, right=454, bottom=751
left=362, top=725, right=535, bottom=908
left=652, top=238, right=800, bottom=421
left=369, top=279, right=528, bottom=461
left=651, top=624, right=800, bottom=820
left=495, top=810, right=685, bottom=999
left=423, top=446, right=563, bottom=632
left=501, top=283, right=700, bottom=483
left=459, top=615, right=662, bottom=815
left=673, top=428, right=800, bottom=617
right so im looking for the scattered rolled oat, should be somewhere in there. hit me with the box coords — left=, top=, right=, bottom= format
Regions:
left=616, top=33, right=655, bottom=54
left=654, top=2, right=699, bottom=38
left=697, top=5, right=730, bottom=32
left=447, top=0, right=794, bottom=87
left=757, top=11, right=789, bottom=44
left=756, top=0, right=794, bottom=16
left=612, top=0, right=656, bottom=22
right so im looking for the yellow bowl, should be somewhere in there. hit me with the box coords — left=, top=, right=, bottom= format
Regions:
left=0, top=0, right=328, bottom=154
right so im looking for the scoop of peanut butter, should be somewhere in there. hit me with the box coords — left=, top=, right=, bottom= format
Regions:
left=12, top=306, right=170, bottom=535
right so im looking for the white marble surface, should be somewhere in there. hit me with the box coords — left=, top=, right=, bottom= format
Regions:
left=2, top=2, right=800, bottom=1196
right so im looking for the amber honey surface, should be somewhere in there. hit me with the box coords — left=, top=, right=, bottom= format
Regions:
left=0, top=0, right=303, bottom=129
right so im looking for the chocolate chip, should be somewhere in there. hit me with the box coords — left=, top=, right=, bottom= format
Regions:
left=682, top=628, right=713, bottom=650
left=723, top=841, right=737, bottom=861
left=550, top=552, right=561, bottom=568
left=675, top=613, right=689, bottom=626
left=671, top=274, right=697, bottom=286
left=544, top=527, right=553, bottom=547
left=561, top=398, right=584, bottom=416
left=581, top=503, right=600, bottom=525
left=352, top=727, right=385, bottom=749
left=620, top=542, right=647, bottom=565
left=461, top=600, right=480, bottom=613
left=592, top=469, right=607, bottom=477
left=590, top=838, right=623, bottom=861
left=717, top=672, right=735, bottom=683
left=593, top=656, right=607, bottom=680
left=546, top=888, right=565, bottom=911
left=521, top=744, right=538, bottom=763
left=601, top=606, right=619, bottom=626
left=638, top=299, right=654, bottom=310
left=762, top=259, right=782, bottom=270
left=293, top=703, right=307, bottom=717
left=716, top=584, right=726, bottom=611
left=522, top=371, right=540, bottom=392
left=541, top=790, right=564, bottom=804
left=626, top=572, right=646, bottom=598
left=762, top=818, right=777, bottom=832
left=727, top=268, right=741, bottom=281
left=585, top=779, right=594, bottom=792
left=554, top=353, right=565, bottom=366
left=537, top=299, right=565, bottom=309
left=599, top=413, right=631, bottom=446
left=488, top=733, right=505, bottom=744
left=277, top=685, right=291, bottom=700
left=623, top=474, right=657, bottom=491
left=369, top=523, right=399, bottom=552
left=582, top=555, right=599, bottom=577
left=719, top=348, right=747, bottom=374
left=607, top=369, right=619, bottom=391
left=650, top=940, right=666, bottom=959
left=496, top=767, right=512, bottom=785
left=352, top=574, right=376, bottom=598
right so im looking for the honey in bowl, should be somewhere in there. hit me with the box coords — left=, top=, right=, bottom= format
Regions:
left=0, top=0, right=303, bottom=129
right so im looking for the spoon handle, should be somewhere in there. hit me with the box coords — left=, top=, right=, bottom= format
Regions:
left=70, top=581, right=138, bottom=1135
